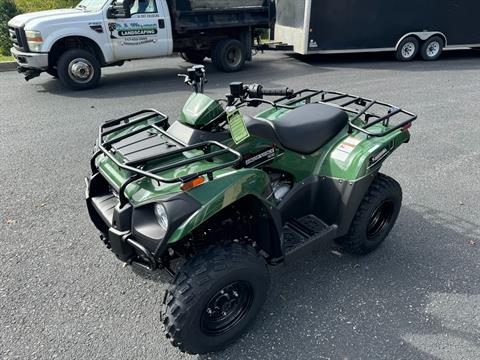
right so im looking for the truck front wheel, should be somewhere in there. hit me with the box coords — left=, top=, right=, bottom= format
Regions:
left=212, top=39, right=246, bottom=72
left=57, top=49, right=101, bottom=90
left=161, top=243, right=270, bottom=354
left=46, top=67, right=58, bottom=78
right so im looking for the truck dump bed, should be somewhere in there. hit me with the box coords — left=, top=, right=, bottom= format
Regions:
left=167, top=0, right=272, bottom=33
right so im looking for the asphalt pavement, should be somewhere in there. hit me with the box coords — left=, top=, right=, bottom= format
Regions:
left=1, top=50, right=479, bottom=360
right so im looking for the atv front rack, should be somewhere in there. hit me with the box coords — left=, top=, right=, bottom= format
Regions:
left=91, top=109, right=242, bottom=206
left=275, top=89, right=417, bottom=137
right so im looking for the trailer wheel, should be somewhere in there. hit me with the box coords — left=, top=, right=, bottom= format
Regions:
left=212, top=39, right=246, bottom=72
left=395, top=36, right=419, bottom=61
left=57, top=48, right=101, bottom=90
left=180, top=51, right=207, bottom=64
left=420, top=36, right=444, bottom=61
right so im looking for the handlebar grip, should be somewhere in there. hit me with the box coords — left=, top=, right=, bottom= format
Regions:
left=260, top=87, right=294, bottom=97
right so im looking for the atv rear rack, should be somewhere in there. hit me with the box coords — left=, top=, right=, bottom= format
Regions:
left=275, top=89, right=417, bottom=137
left=91, top=109, right=242, bottom=206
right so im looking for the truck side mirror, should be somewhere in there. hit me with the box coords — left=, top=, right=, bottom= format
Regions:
left=107, top=0, right=131, bottom=19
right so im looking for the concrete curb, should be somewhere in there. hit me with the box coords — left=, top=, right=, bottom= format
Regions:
left=0, top=61, right=17, bottom=72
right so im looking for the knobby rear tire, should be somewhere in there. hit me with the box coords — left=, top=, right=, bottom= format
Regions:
left=337, top=173, right=402, bottom=255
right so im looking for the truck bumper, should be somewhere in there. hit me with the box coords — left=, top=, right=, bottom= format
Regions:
left=11, top=47, right=48, bottom=70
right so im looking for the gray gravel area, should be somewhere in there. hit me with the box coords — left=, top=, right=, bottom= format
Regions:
left=1, top=50, right=479, bottom=360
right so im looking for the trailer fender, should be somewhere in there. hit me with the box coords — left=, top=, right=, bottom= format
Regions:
left=396, top=31, right=447, bottom=49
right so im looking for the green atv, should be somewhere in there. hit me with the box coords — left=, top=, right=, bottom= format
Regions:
left=85, top=65, right=416, bottom=354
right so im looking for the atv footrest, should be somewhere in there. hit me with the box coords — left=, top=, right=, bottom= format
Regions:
left=283, top=215, right=337, bottom=258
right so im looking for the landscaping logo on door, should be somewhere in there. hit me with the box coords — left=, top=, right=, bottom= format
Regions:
left=118, top=23, right=157, bottom=36
left=108, top=22, right=157, bottom=39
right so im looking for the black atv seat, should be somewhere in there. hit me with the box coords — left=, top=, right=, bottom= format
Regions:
left=244, top=103, right=348, bottom=154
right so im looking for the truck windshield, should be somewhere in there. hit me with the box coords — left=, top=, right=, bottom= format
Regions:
left=76, top=0, right=109, bottom=11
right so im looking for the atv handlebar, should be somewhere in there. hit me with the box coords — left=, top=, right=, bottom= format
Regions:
left=227, top=82, right=295, bottom=106
left=247, top=84, right=294, bottom=98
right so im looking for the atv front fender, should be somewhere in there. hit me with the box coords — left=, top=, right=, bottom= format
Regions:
left=166, top=168, right=278, bottom=245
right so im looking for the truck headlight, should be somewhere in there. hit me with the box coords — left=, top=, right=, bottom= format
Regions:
left=25, top=30, right=43, bottom=52
left=154, top=203, right=168, bottom=231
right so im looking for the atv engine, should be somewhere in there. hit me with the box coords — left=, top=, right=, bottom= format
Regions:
left=269, top=172, right=292, bottom=201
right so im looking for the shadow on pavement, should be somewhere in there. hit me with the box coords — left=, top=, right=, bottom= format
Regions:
left=32, top=49, right=480, bottom=99
left=199, top=204, right=480, bottom=360
left=290, top=49, right=480, bottom=72
left=31, top=55, right=332, bottom=99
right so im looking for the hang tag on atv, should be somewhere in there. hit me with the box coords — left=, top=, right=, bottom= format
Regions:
left=226, top=107, right=250, bottom=144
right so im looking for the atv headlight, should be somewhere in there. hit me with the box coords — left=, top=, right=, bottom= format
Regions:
left=154, top=203, right=168, bottom=231
left=25, top=30, right=43, bottom=52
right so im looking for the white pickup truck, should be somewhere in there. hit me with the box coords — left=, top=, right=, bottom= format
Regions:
left=8, top=0, right=271, bottom=90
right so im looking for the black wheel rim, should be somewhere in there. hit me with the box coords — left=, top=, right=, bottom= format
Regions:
left=367, top=200, right=394, bottom=239
left=200, top=281, right=253, bottom=336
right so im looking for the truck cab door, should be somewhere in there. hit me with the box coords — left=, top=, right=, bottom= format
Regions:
left=106, top=0, right=170, bottom=60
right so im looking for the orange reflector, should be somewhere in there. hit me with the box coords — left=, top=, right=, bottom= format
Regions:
left=27, top=37, right=43, bottom=42
left=181, top=176, right=205, bottom=191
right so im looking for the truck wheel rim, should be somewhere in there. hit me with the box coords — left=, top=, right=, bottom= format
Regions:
left=200, top=281, right=253, bottom=335
left=367, top=200, right=394, bottom=239
left=68, top=58, right=94, bottom=83
left=426, top=41, right=441, bottom=58
left=401, top=42, right=416, bottom=59
left=226, top=46, right=242, bottom=67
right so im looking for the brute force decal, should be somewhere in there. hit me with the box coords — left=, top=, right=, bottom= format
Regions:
left=244, top=147, right=276, bottom=167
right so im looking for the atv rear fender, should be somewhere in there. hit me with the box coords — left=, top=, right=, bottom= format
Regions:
left=321, top=128, right=411, bottom=180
